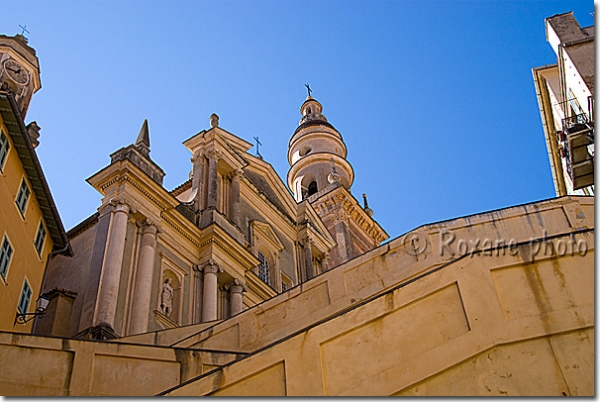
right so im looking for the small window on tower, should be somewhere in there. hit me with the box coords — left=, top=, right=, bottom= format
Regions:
left=299, top=146, right=312, bottom=156
left=307, top=181, right=318, bottom=196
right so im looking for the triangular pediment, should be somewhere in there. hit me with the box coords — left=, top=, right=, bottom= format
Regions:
left=250, top=220, right=285, bottom=251
left=212, top=126, right=253, bottom=153
left=243, top=153, right=298, bottom=217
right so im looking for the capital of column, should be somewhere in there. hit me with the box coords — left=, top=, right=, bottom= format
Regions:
left=301, top=237, right=314, bottom=248
left=229, top=169, right=243, bottom=180
left=226, top=278, right=247, bottom=294
left=202, top=259, right=223, bottom=275
left=137, top=218, right=159, bottom=235
left=108, top=197, right=135, bottom=214
left=190, top=150, right=204, bottom=164
left=206, top=148, right=221, bottom=161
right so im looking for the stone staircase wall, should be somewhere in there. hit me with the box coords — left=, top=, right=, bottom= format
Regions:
left=161, top=226, right=594, bottom=396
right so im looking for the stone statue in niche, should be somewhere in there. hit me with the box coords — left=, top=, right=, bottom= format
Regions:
left=160, top=278, right=174, bottom=317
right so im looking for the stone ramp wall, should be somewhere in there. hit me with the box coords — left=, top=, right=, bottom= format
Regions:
left=0, top=333, right=242, bottom=396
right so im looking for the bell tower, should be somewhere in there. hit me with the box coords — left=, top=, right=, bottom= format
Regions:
left=287, top=95, right=354, bottom=202
left=287, top=93, right=388, bottom=268
left=0, top=34, right=41, bottom=118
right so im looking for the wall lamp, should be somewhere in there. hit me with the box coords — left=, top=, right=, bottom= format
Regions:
left=14, top=295, right=50, bottom=326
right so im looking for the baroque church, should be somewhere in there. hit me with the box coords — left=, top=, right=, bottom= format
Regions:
left=38, top=89, right=388, bottom=339
left=0, top=14, right=594, bottom=396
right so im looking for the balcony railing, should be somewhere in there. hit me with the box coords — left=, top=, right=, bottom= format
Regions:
left=560, top=113, right=594, bottom=190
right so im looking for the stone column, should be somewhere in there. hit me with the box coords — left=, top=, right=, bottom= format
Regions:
left=228, top=279, right=246, bottom=317
left=230, top=169, right=242, bottom=227
left=206, top=149, right=219, bottom=209
left=129, top=220, right=159, bottom=335
left=202, top=260, right=222, bottom=322
left=303, top=238, right=314, bottom=280
left=192, top=265, right=203, bottom=324
left=95, top=200, right=131, bottom=330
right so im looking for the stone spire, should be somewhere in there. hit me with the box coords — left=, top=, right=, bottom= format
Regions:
left=135, top=119, right=150, bottom=157
left=362, top=193, right=373, bottom=217
left=109, top=119, right=165, bottom=185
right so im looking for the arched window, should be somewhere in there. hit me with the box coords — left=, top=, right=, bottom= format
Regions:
left=307, top=181, right=318, bottom=196
left=257, top=251, right=270, bottom=285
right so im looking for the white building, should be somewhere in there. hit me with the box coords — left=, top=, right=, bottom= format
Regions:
left=533, top=12, right=594, bottom=195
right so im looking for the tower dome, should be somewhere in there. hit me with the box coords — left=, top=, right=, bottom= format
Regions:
left=287, top=96, right=354, bottom=202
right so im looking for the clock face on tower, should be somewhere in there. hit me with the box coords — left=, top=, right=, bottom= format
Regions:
left=3, top=59, right=29, bottom=85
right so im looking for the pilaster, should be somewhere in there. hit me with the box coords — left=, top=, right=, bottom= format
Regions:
left=206, top=149, right=220, bottom=209
left=229, top=169, right=243, bottom=227
left=303, top=238, right=315, bottom=280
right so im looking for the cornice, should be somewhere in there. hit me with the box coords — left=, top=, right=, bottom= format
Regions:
left=161, top=213, right=202, bottom=248
left=198, top=224, right=260, bottom=269
left=245, top=269, right=278, bottom=300
left=170, top=179, right=192, bottom=197
left=287, top=153, right=355, bottom=189
left=287, top=131, right=348, bottom=164
left=89, top=160, right=179, bottom=212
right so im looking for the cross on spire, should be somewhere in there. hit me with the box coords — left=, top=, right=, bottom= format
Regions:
left=305, top=83, right=312, bottom=97
left=253, top=136, right=262, bottom=158
left=18, top=25, right=30, bottom=37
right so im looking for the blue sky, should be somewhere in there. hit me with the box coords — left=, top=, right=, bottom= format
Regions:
left=0, top=1, right=594, bottom=239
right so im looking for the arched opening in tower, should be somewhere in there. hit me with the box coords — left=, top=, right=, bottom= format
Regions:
left=307, top=181, right=318, bottom=197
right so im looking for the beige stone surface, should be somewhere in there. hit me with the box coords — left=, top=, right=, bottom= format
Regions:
left=0, top=331, right=242, bottom=396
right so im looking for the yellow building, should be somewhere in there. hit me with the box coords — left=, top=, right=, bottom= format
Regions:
left=0, top=34, right=71, bottom=334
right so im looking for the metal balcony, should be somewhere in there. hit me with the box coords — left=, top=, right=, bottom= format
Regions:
left=562, top=113, right=594, bottom=190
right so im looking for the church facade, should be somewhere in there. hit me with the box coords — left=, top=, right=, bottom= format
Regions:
left=36, top=93, right=387, bottom=340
